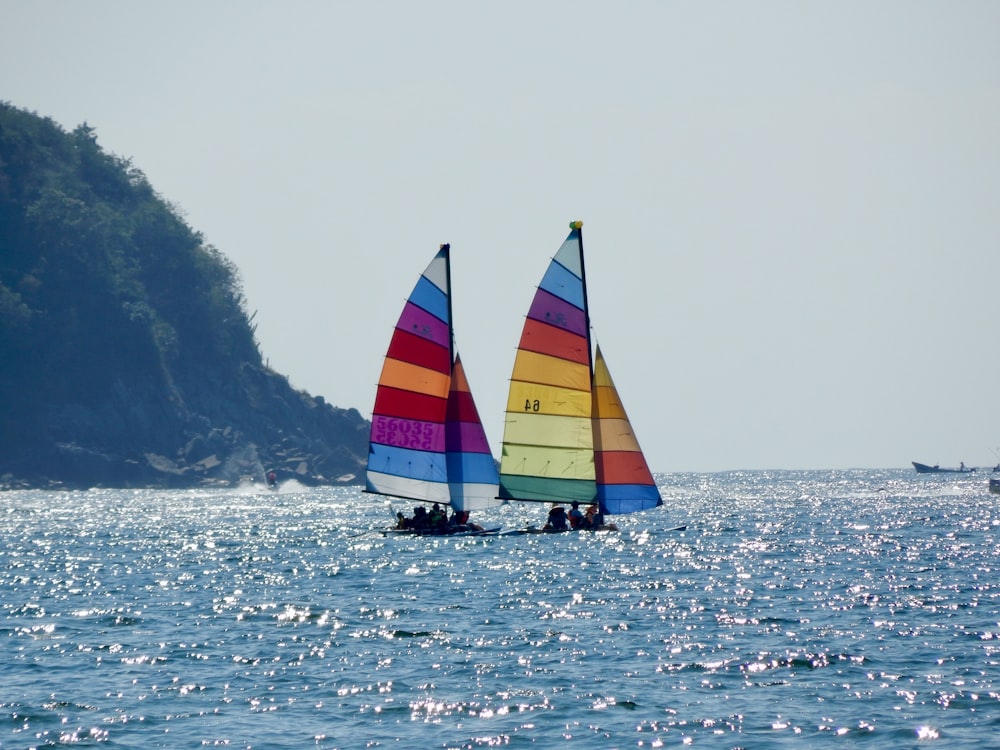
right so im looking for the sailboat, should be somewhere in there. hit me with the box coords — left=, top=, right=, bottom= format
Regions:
left=498, top=221, right=663, bottom=530
left=366, top=244, right=501, bottom=534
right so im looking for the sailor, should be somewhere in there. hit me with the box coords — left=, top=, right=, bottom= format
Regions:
left=428, top=503, right=447, bottom=529
left=568, top=501, right=585, bottom=529
left=411, top=506, right=429, bottom=529
left=543, top=505, right=568, bottom=532
left=585, top=503, right=608, bottom=529
left=449, top=510, right=470, bottom=529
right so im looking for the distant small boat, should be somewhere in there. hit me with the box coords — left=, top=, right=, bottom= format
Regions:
left=912, top=461, right=976, bottom=474
left=990, top=478, right=1000, bottom=495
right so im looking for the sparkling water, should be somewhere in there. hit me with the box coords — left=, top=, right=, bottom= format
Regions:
left=3, top=469, right=998, bottom=748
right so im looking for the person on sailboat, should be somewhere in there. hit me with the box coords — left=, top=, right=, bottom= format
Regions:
left=428, top=503, right=447, bottom=529
left=266, top=471, right=277, bottom=488
left=583, top=504, right=618, bottom=531
left=411, top=506, right=429, bottom=529
left=568, top=502, right=586, bottom=529
left=543, top=506, right=568, bottom=532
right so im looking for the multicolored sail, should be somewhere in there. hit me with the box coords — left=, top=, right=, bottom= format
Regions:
left=446, top=355, right=500, bottom=512
left=499, top=222, right=662, bottom=516
left=592, top=345, right=661, bottom=514
left=366, top=244, right=499, bottom=511
left=498, top=223, right=595, bottom=503
left=367, top=246, right=452, bottom=503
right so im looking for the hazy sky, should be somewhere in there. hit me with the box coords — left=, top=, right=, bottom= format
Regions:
left=3, top=1, right=999, bottom=472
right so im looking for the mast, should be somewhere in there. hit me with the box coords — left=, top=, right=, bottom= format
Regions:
left=441, top=243, right=455, bottom=363
left=571, top=220, right=593, bottom=374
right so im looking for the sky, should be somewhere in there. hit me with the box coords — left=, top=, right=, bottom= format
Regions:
left=3, top=1, right=999, bottom=473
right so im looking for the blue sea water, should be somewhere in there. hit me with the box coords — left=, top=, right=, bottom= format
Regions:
left=3, top=469, right=1000, bottom=749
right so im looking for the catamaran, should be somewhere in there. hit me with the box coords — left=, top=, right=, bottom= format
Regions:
left=365, top=244, right=501, bottom=534
left=498, top=221, right=664, bottom=531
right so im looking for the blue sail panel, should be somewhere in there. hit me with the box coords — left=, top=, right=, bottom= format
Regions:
left=596, top=483, right=663, bottom=515
left=408, top=275, right=449, bottom=323
left=538, top=260, right=585, bottom=310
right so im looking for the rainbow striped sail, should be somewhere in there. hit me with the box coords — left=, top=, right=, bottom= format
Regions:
left=446, top=355, right=500, bottom=512
left=498, top=222, right=662, bottom=516
left=592, top=345, right=661, bottom=514
left=366, top=245, right=499, bottom=512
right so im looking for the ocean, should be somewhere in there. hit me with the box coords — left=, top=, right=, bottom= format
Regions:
left=3, top=469, right=998, bottom=749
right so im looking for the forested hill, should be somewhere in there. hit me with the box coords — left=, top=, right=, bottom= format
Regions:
left=0, top=102, right=368, bottom=489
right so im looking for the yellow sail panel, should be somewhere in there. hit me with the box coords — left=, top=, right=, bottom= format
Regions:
left=593, top=416, right=641, bottom=452
left=505, top=381, right=591, bottom=417
left=379, top=358, right=450, bottom=398
left=500, top=443, right=596, bottom=481
left=592, top=381, right=628, bottom=419
left=511, top=350, right=591, bottom=392
left=502, top=412, right=594, bottom=450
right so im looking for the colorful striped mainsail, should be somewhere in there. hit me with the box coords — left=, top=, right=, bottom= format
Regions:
left=367, top=246, right=453, bottom=503
left=367, top=245, right=499, bottom=510
left=499, top=223, right=596, bottom=503
left=499, top=222, right=662, bottom=516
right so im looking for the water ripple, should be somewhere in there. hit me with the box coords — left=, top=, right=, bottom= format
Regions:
left=3, top=472, right=1000, bottom=746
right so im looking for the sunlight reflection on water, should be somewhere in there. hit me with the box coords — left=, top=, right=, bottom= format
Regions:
left=3, top=470, right=1000, bottom=747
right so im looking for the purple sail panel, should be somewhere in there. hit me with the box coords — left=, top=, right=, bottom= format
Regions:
left=445, top=420, right=493, bottom=455
left=526, top=289, right=587, bottom=338
left=397, top=303, right=450, bottom=347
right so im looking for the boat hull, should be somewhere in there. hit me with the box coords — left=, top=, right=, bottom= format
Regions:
left=384, top=526, right=501, bottom=537
left=912, top=461, right=975, bottom=474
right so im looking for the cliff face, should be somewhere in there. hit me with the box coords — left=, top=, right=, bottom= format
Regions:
left=0, top=102, right=368, bottom=489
